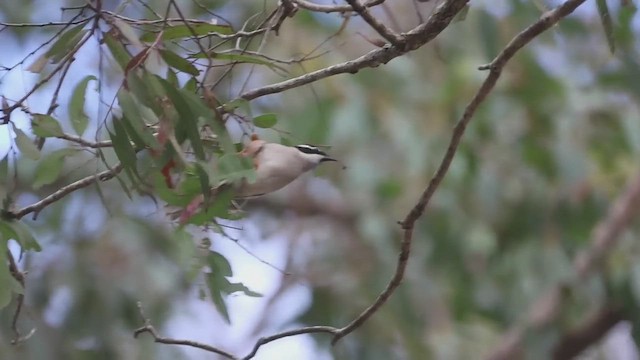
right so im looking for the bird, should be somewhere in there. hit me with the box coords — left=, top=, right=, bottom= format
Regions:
left=236, top=139, right=337, bottom=197
left=172, top=139, right=339, bottom=223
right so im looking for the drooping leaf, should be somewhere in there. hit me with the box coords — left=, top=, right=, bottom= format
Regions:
left=12, top=124, right=40, bottom=160
left=253, top=113, right=278, bottom=128
left=103, top=31, right=131, bottom=70
left=159, top=49, right=199, bottom=76
left=183, top=77, right=197, bottom=92
left=209, top=251, right=232, bottom=277
left=26, top=23, right=87, bottom=72
left=140, top=23, right=233, bottom=42
left=46, top=23, right=86, bottom=59
left=109, top=117, right=138, bottom=174
left=33, top=148, right=76, bottom=189
left=225, top=282, right=262, bottom=297
left=69, top=75, right=97, bottom=136
left=112, top=18, right=144, bottom=48
left=31, top=114, right=64, bottom=137
left=195, top=163, right=211, bottom=204
left=158, top=78, right=205, bottom=160
left=116, top=89, right=159, bottom=149
left=0, top=219, right=41, bottom=252
left=166, top=68, right=179, bottom=86
left=596, top=0, right=615, bottom=54
left=50, top=30, right=88, bottom=64
left=206, top=273, right=231, bottom=323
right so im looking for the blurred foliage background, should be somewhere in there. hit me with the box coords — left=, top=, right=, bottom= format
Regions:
left=1, top=0, right=640, bottom=359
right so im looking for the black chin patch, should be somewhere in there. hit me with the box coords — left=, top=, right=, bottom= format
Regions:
left=295, top=144, right=327, bottom=156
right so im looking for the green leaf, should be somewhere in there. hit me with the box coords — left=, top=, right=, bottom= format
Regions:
left=166, top=68, right=179, bottom=87
left=183, top=77, right=197, bottom=92
left=45, top=23, right=86, bottom=60
left=596, top=0, right=615, bottom=54
left=189, top=52, right=286, bottom=71
left=116, top=89, right=160, bottom=149
left=50, top=30, right=88, bottom=64
left=195, top=163, right=211, bottom=204
left=253, top=113, right=278, bottom=128
left=69, top=75, right=97, bottom=136
left=0, top=268, right=13, bottom=310
left=0, top=219, right=41, bottom=252
left=207, top=274, right=231, bottom=323
left=141, top=23, right=233, bottom=42
left=33, top=149, right=76, bottom=189
left=159, top=49, right=199, bottom=76
left=208, top=251, right=232, bottom=277
left=221, top=98, right=250, bottom=113
left=104, top=32, right=131, bottom=70
left=158, top=78, right=205, bottom=160
left=225, top=282, right=262, bottom=297
left=32, top=114, right=64, bottom=137
left=12, top=124, right=40, bottom=160
left=112, top=18, right=144, bottom=48
left=109, top=117, right=138, bottom=172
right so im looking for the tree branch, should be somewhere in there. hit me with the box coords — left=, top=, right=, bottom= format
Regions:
left=344, top=0, right=402, bottom=46
left=292, top=0, right=385, bottom=14
left=240, top=326, right=338, bottom=360
left=133, top=302, right=238, bottom=359
left=239, top=0, right=469, bottom=101
left=3, top=163, right=124, bottom=220
left=488, top=170, right=640, bottom=360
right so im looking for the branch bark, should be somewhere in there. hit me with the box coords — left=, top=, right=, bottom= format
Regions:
left=3, top=163, right=124, bottom=220
left=239, top=0, right=469, bottom=101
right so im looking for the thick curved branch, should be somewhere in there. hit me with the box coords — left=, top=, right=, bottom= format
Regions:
left=239, top=0, right=469, bottom=101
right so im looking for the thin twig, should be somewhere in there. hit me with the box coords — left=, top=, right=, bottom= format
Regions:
left=0, top=19, right=90, bottom=28
left=238, top=0, right=468, bottom=102
left=344, top=0, right=402, bottom=46
left=4, top=163, right=124, bottom=220
left=240, top=326, right=338, bottom=360
left=133, top=302, right=238, bottom=360
left=56, top=133, right=114, bottom=148
left=293, top=0, right=385, bottom=13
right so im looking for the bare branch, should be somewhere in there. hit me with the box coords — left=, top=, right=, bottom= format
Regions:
left=0, top=19, right=90, bottom=28
left=330, top=0, right=592, bottom=346
left=488, top=170, right=640, bottom=360
left=134, top=302, right=238, bottom=360
left=344, top=0, right=402, bottom=46
left=293, top=0, right=385, bottom=13
left=241, top=326, right=338, bottom=360
left=56, top=133, right=114, bottom=148
left=239, top=0, right=469, bottom=102
left=4, top=163, right=124, bottom=220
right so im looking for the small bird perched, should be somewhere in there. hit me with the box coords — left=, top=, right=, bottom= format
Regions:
left=236, top=139, right=337, bottom=197
left=174, top=139, right=339, bottom=223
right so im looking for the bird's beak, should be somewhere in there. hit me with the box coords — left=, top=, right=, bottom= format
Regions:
left=321, top=157, right=337, bottom=162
